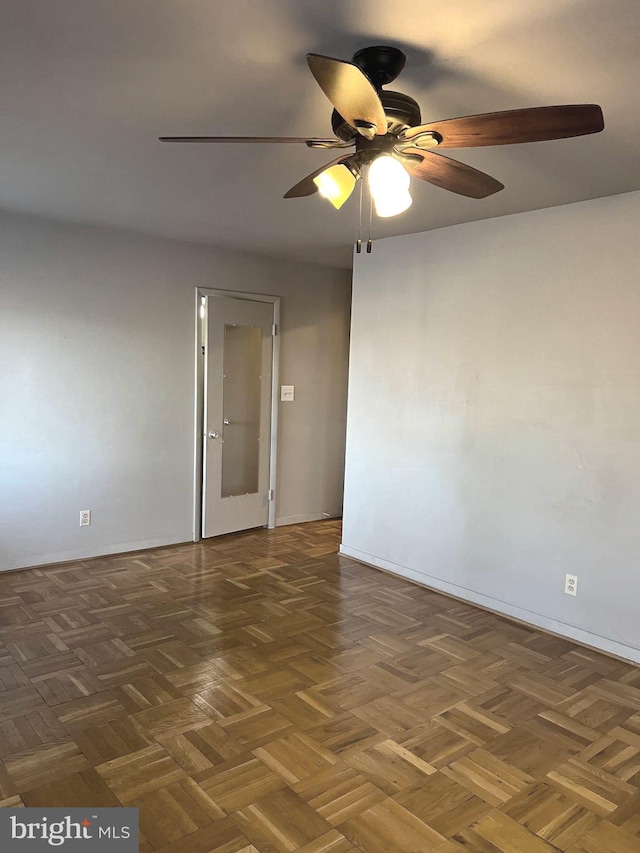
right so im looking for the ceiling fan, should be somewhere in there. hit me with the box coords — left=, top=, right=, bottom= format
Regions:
left=160, top=45, right=604, bottom=219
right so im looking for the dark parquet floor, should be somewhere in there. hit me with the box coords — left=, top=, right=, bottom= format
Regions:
left=0, top=520, right=639, bottom=852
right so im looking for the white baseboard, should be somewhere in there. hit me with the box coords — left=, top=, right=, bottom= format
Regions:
left=339, top=544, right=640, bottom=666
left=276, top=511, right=341, bottom=527
left=1, top=532, right=195, bottom=574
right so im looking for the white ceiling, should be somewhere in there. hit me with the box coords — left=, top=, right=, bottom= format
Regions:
left=1, top=0, right=638, bottom=268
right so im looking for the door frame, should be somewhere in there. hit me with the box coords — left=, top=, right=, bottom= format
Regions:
left=193, top=287, right=280, bottom=541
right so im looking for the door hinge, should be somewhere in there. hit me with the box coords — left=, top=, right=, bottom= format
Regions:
left=267, top=489, right=275, bottom=501
left=271, top=323, right=278, bottom=337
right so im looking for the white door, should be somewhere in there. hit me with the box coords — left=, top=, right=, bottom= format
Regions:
left=202, top=295, right=273, bottom=537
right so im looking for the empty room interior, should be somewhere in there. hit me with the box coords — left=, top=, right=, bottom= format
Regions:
left=1, top=2, right=639, bottom=852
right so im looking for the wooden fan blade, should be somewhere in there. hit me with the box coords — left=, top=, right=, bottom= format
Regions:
left=402, top=149, right=504, bottom=198
left=402, top=105, right=604, bottom=148
left=283, top=155, right=357, bottom=198
left=159, top=136, right=342, bottom=144
left=307, top=54, right=387, bottom=136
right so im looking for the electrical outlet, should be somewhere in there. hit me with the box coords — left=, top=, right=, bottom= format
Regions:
left=79, top=510, right=91, bottom=527
left=564, top=573, right=578, bottom=596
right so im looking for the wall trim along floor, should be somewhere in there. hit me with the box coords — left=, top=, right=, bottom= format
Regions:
left=339, top=545, right=640, bottom=666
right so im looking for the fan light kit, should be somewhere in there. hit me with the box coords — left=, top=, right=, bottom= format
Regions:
left=368, top=155, right=412, bottom=217
left=160, top=45, right=604, bottom=250
left=313, top=163, right=357, bottom=209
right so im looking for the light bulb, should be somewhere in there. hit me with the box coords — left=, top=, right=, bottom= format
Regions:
left=368, top=155, right=413, bottom=217
left=372, top=189, right=412, bottom=218
left=313, top=164, right=357, bottom=209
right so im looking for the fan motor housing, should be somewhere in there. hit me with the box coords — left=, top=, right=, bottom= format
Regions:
left=331, top=90, right=422, bottom=140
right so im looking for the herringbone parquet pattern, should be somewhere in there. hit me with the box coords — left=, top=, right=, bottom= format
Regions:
left=0, top=521, right=638, bottom=852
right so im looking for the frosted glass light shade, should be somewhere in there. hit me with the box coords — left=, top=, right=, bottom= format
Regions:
left=313, top=164, right=357, bottom=209
left=368, top=155, right=413, bottom=217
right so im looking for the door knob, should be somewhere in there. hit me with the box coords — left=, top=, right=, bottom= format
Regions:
left=208, top=431, right=220, bottom=439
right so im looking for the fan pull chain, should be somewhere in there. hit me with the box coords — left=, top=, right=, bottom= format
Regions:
left=356, top=177, right=363, bottom=253
left=367, top=193, right=373, bottom=253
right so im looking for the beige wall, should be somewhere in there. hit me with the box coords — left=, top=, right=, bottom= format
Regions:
left=0, top=211, right=351, bottom=571
left=343, top=191, right=640, bottom=663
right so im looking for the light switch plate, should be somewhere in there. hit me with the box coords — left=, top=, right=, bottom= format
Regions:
left=280, top=385, right=295, bottom=402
